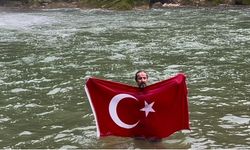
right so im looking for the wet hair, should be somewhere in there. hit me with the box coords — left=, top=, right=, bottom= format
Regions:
left=135, top=70, right=148, bottom=82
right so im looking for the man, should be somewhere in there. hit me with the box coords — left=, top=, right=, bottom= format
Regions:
left=135, top=70, right=148, bottom=89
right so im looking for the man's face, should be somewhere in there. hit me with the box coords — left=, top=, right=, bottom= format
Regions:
left=136, top=72, right=148, bottom=89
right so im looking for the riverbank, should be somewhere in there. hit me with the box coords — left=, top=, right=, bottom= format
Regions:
left=0, top=1, right=83, bottom=12
left=0, top=0, right=249, bottom=12
left=0, top=0, right=140, bottom=11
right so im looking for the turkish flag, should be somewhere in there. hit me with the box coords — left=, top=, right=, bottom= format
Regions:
left=84, top=73, right=190, bottom=139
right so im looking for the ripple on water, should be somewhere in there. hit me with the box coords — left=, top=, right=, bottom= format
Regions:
left=21, top=55, right=37, bottom=65
left=187, top=137, right=215, bottom=149
left=50, top=125, right=63, bottom=129
left=108, top=53, right=126, bottom=60
left=19, top=131, right=33, bottom=136
left=10, top=88, right=30, bottom=93
left=220, top=114, right=250, bottom=125
left=163, top=65, right=185, bottom=74
left=25, top=103, right=42, bottom=108
left=199, top=87, right=226, bottom=92
left=36, top=110, right=55, bottom=116
left=59, top=145, right=78, bottom=149
left=40, top=56, right=62, bottom=63
left=0, top=117, right=10, bottom=123
left=47, top=87, right=73, bottom=95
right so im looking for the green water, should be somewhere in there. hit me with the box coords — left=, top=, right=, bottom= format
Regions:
left=0, top=7, right=249, bottom=149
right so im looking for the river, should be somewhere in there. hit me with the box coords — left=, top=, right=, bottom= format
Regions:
left=0, top=7, right=250, bottom=149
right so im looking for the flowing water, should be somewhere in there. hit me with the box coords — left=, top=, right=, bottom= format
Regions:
left=0, top=6, right=250, bottom=149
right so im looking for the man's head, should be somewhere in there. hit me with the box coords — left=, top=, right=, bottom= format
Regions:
left=135, top=70, right=148, bottom=89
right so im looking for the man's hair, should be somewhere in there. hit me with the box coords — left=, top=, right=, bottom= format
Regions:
left=135, top=70, right=148, bottom=81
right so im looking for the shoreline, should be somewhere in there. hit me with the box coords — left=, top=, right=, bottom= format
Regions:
left=0, top=1, right=84, bottom=12
left=0, top=1, right=249, bottom=12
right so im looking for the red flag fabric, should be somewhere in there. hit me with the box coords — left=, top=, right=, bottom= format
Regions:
left=84, top=73, right=190, bottom=139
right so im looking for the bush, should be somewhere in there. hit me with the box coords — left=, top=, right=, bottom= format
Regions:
left=242, top=0, right=250, bottom=4
left=79, top=0, right=135, bottom=10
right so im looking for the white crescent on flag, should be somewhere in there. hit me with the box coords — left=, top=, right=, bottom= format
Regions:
left=109, top=94, right=140, bottom=129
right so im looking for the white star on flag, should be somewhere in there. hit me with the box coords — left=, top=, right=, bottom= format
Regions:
left=140, top=101, right=155, bottom=117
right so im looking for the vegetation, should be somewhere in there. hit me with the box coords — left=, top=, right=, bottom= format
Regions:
left=0, top=0, right=249, bottom=10
left=79, top=0, right=147, bottom=10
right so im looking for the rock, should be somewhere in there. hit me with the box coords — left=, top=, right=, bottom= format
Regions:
left=162, top=3, right=181, bottom=7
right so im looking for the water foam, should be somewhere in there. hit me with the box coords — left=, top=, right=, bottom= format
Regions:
left=0, top=12, right=56, bottom=30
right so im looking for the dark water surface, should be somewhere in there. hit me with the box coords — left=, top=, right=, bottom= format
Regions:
left=0, top=7, right=249, bottom=149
